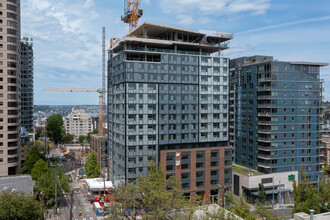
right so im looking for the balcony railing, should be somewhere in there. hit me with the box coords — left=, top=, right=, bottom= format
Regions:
left=258, top=146, right=272, bottom=151
left=257, top=95, right=272, bottom=99
left=258, top=129, right=271, bottom=133
left=258, top=162, right=271, bottom=168
left=258, top=86, right=272, bottom=91
left=258, top=77, right=272, bottom=82
left=258, top=154, right=272, bottom=159
left=258, top=137, right=271, bottom=142
left=258, top=120, right=271, bottom=125
left=258, top=112, right=271, bottom=117
left=258, top=104, right=272, bottom=108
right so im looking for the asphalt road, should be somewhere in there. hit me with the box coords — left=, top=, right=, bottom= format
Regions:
left=70, top=176, right=105, bottom=220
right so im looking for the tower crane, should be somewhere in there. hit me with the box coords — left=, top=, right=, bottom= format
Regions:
left=121, top=0, right=143, bottom=32
left=43, top=88, right=106, bottom=135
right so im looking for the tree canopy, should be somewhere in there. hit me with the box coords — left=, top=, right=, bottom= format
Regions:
left=31, top=159, right=50, bottom=180
left=34, top=166, right=69, bottom=207
left=78, top=135, right=87, bottom=144
left=293, top=169, right=330, bottom=214
left=0, top=191, right=43, bottom=220
left=63, top=134, right=75, bottom=144
left=258, top=183, right=266, bottom=204
left=46, top=114, right=65, bottom=143
left=84, top=152, right=100, bottom=178
left=109, top=161, right=186, bottom=219
left=19, top=146, right=44, bottom=174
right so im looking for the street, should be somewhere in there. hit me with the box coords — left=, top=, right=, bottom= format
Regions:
left=46, top=147, right=105, bottom=220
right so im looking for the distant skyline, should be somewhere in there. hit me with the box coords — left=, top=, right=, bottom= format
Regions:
left=22, top=0, right=330, bottom=105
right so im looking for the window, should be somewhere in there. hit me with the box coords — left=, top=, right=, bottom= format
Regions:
left=181, top=173, right=189, bottom=179
left=166, top=165, right=174, bottom=171
left=211, top=151, right=218, bottom=158
left=211, top=161, right=219, bottom=167
left=196, top=162, right=204, bottom=169
left=196, top=152, right=204, bottom=159
left=196, top=181, right=204, bottom=187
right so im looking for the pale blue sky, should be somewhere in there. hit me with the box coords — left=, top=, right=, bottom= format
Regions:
left=21, top=0, right=330, bottom=105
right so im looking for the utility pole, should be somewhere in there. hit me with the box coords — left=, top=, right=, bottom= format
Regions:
left=51, top=164, right=60, bottom=212
left=69, top=188, right=80, bottom=220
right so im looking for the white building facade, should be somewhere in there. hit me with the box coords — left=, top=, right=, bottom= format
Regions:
left=64, top=108, right=92, bottom=138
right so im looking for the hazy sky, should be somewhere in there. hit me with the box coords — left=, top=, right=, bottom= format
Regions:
left=21, top=0, right=330, bottom=105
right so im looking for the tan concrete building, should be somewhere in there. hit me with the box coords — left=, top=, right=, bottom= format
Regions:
left=64, top=108, right=92, bottom=139
left=0, top=0, right=22, bottom=176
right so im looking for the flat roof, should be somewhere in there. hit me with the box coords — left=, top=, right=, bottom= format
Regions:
left=289, top=61, right=329, bottom=67
left=0, top=175, right=34, bottom=195
left=85, top=178, right=113, bottom=191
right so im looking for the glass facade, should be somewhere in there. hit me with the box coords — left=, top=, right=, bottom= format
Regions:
left=230, top=56, right=326, bottom=182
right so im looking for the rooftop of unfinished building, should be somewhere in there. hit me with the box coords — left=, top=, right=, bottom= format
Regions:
left=111, top=21, right=234, bottom=54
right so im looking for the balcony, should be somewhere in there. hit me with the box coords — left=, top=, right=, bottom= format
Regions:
left=258, top=120, right=271, bottom=125
left=258, top=154, right=272, bottom=159
left=258, top=137, right=271, bottom=142
left=258, top=104, right=272, bottom=108
left=258, top=129, right=271, bottom=134
left=257, top=95, right=272, bottom=100
left=258, top=77, right=272, bottom=82
left=258, top=86, right=272, bottom=91
left=258, top=146, right=272, bottom=151
left=258, top=112, right=271, bottom=117
left=258, top=162, right=271, bottom=168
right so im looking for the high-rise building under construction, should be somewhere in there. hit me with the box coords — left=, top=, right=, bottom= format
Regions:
left=0, top=0, right=21, bottom=176
left=108, top=22, right=233, bottom=201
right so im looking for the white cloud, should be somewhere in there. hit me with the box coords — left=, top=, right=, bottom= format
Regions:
left=238, top=15, right=330, bottom=34
left=177, top=14, right=194, bottom=26
left=160, top=0, right=271, bottom=20
left=158, top=0, right=271, bottom=27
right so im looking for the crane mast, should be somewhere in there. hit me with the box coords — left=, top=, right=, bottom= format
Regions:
left=121, top=0, right=143, bottom=32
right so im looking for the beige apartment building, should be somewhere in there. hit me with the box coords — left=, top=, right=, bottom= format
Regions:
left=0, top=0, right=21, bottom=176
left=321, top=135, right=330, bottom=165
left=64, top=108, right=92, bottom=139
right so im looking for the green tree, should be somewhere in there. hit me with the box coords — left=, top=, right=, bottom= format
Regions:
left=46, top=114, right=65, bottom=144
left=109, top=161, right=187, bottom=220
left=31, top=159, right=50, bottom=180
left=258, top=183, right=266, bottom=204
left=254, top=202, right=277, bottom=220
left=318, top=175, right=330, bottom=212
left=63, top=134, right=75, bottom=144
left=35, top=127, right=42, bottom=140
left=293, top=169, right=321, bottom=214
left=224, top=193, right=256, bottom=220
left=0, top=191, right=43, bottom=220
left=78, top=135, right=86, bottom=143
left=34, top=140, right=46, bottom=153
left=19, top=146, right=44, bottom=174
left=84, top=152, right=100, bottom=178
left=34, top=166, right=69, bottom=207
left=138, top=161, right=186, bottom=219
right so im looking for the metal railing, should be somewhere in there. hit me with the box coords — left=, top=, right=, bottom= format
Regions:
left=258, top=137, right=271, bottom=142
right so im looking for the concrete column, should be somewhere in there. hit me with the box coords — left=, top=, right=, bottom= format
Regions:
left=143, top=27, right=148, bottom=37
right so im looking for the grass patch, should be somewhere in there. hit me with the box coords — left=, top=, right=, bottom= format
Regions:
left=232, top=165, right=262, bottom=175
